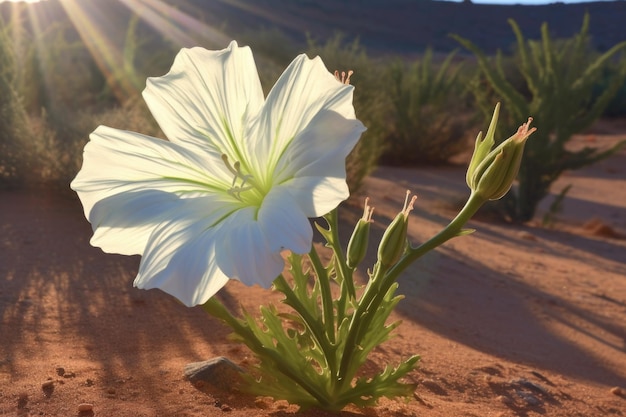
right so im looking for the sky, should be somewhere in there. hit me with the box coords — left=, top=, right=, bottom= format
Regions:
left=0, top=0, right=620, bottom=3
left=444, top=0, right=617, bottom=3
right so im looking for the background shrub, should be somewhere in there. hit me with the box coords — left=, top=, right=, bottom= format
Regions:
left=379, top=49, right=472, bottom=166
left=455, top=14, right=626, bottom=222
left=306, top=34, right=386, bottom=192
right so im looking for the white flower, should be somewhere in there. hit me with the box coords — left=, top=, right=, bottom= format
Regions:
left=71, top=41, right=365, bottom=307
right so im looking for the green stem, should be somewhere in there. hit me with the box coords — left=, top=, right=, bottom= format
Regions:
left=324, top=210, right=356, bottom=299
left=388, top=191, right=486, bottom=281
left=307, top=247, right=336, bottom=345
left=273, top=274, right=337, bottom=377
left=203, top=296, right=332, bottom=407
left=337, top=191, right=487, bottom=387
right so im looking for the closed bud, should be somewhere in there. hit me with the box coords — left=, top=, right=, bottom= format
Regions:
left=467, top=103, right=500, bottom=190
left=466, top=103, right=536, bottom=201
left=347, top=198, right=374, bottom=268
left=377, top=191, right=416, bottom=267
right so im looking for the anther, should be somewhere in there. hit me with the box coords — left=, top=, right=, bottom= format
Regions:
left=334, top=69, right=354, bottom=85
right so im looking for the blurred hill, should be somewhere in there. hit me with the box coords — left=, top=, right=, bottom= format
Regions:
left=170, top=0, right=626, bottom=54
left=1, top=0, right=625, bottom=56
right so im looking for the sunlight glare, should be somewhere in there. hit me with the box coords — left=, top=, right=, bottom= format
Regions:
left=116, top=0, right=230, bottom=48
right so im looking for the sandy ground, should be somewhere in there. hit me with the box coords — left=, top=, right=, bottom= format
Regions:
left=1, top=127, right=625, bottom=416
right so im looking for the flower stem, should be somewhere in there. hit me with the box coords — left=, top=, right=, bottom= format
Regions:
left=307, top=247, right=336, bottom=345
left=324, top=210, right=356, bottom=299
left=203, top=296, right=332, bottom=406
left=273, top=273, right=338, bottom=377
left=337, top=191, right=487, bottom=387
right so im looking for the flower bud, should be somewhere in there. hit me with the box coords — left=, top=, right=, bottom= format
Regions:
left=347, top=198, right=374, bottom=268
left=467, top=105, right=536, bottom=201
left=377, top=191, right=416, bottom=267
left=466, top=103, right=500, bottom=189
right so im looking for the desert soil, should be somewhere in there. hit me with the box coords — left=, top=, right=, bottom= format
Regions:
left=1, top=125, right=625, bottom=416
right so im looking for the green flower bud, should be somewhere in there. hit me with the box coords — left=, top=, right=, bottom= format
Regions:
left=347, top=198, right=374, bottom=268
left=467, top=106, right=536, bottom=201
left=377, top=191, right=416, bottom=267
left=466, top=103, right=500, bottom=189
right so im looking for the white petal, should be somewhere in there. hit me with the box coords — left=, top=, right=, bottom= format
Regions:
left=71, top=125, right=231, bottom=213
left=284, top=176, right=351, bottom=218
left=274, top=109, right=365, bottom=183
left=71, top=125, right=236, bottom=254
left=214, top=208, right=286, bottom=288
left=88, top=192, right=234, bottom=255
left=257, top=187, right=313, bottom=254
left=247, top=54, right=357, bottom=182
left=134, top=215, right=230, bottom=307
left=143, top=41, right=264, bottom=159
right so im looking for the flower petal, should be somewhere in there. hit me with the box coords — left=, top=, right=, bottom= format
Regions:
left=214, top=207, right=286, bottom=288
left=247, top=54, right=358, bottom=183
left=88, top=191, right=234, bottom=256
left=143, top=41, right=264, bottom=160
left=284, top=176, right=351, bottom=218
left=71, top=125, right=236, bottom=254
left=257, top=186, right=313, bottom=254
left=274, top=109, right=365, bottom=183
left=134, top=215, right=231, bottom=307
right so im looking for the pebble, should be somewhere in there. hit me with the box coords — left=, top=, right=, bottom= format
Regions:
left=41, top=380, right=54, bottom=389
left=254, top=398, right=269, bottom=409
left=77, top=403, right=93, bottom=412
left=610, top=386, right=623, bottom=396
left=518, top=231, right=537, bottom=241
left=496, top=395, right=511, bottom=404
left=184, top=357, right=244, bottom=392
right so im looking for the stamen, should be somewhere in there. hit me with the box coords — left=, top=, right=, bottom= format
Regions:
left=515, top=117, right=537, bottom=142
left=221, top=153, right=259, bottom=200
left=334, top=69, right=354, bottom=85
left=222, top=154, right=238, bottom=177
left=362, top=197, right=374, bottom=222
left=402, top=190, right=417, bottom=216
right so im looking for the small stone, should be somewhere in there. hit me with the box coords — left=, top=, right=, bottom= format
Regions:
left=610, top=386, right=623, bottom=396
left=254, top=398, right=269, bottom=409
left=56, top=367, right=65, bottom=376
left=184, top=357, right=245, bottom=392
left=77, top=403, right=93, bottom=412
left=63, top=372, right=76, bottom=378
left=107, top=388, right=116, bottom=395
left=85, top=379, right=94, bottom=387
left=17, top=392, right=28, bottom=409
left=41, top=380, right=54, bottom=389
left=518, top=231, right=537, bottom=241
left=496, top=395, right=511, bottom=404
left=516, top=390, right=541, bottom=406
left=220, top=404, right=232, bottom=412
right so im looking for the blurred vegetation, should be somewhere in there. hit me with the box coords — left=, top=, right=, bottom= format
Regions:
left=305, top=34, right=388, bottom=192
left=379, top=49, right=472, bottom=166
left=0, top=19, right=27, bottom=183
left=455, top=14, right=626, bottom=222
left=2, top=5, right=626, bottom=227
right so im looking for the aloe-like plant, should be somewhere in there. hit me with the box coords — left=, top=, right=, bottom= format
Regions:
left=454, top=14, right=626, bottom=222
left=381, top=49, right=469, bottom=165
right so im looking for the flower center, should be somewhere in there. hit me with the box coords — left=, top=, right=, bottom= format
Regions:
left=221, top=154, right=262, bottom=204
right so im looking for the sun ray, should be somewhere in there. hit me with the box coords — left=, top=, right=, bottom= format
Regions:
left=57, top=0, right=136, bottom=101
left=116, top=0, right=230, bottom=48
